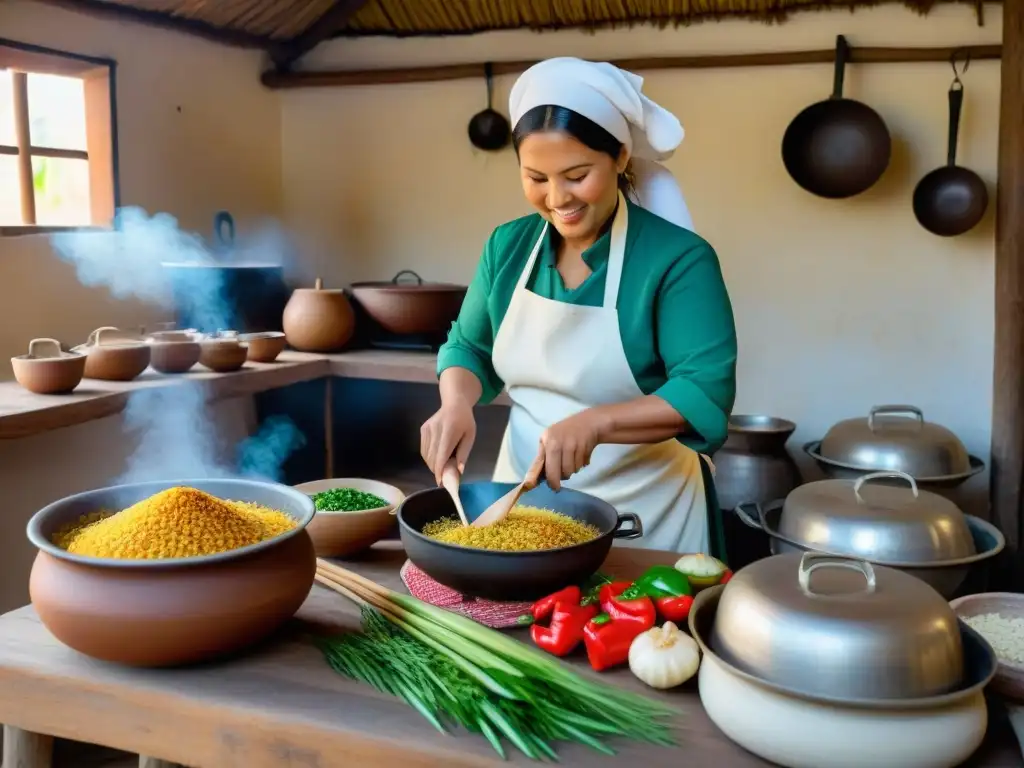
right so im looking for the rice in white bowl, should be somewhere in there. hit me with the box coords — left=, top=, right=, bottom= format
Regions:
left=963, top=612, right=1024, bottom=665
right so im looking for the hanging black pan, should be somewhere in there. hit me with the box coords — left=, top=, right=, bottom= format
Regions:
left=912, top=54, right=988, bottom=237
left=782, top=35, right=891, bottom=199
left=467, top=62, right=510, bottom=151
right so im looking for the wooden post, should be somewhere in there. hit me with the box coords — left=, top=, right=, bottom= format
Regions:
left=2, top=726, right=53, bottom=768
left=991, top=0, right=1024, bottom=587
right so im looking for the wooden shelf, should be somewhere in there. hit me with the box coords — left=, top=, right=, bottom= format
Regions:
left=0, top=349, right=508, bottom=441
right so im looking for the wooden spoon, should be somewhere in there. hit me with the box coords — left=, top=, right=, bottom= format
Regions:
left=441, top=459, right=470, bottom=526
left=472, top=480, right=527, bottom=528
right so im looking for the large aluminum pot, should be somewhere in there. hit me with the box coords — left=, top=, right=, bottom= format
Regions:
left=736, top=471, right=1004, bottom=597
left=710, top=552, right=964, bottom=701
left=690, top=583, right=995, bottom=768
left=804, top=404, right=984, bottom=487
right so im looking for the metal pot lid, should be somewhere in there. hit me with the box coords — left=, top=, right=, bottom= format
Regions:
left=709, top=552, right=965, bottom=702
left=818, top=404, right=972, bottom=478
left=779, top=471, right=976, bottom=563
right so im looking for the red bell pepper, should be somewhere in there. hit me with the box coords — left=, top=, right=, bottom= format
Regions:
left=529, top=586, right=598, bottom=657
left=720, top=570, right=734, bottom=585
left=582, top=581, right=656, bottom=671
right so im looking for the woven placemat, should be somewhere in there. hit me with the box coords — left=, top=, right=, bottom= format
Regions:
left=400, top=560, right=533, bottom=629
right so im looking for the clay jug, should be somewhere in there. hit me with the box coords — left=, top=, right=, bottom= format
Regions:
left=282, top=277, right=356, bottom=352
left=714, top=415, right=803, bottom=569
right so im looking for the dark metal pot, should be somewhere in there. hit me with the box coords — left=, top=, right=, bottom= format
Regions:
left=162, top=212, right=290, bottom=334
left=398, top=481, right=642, bottom=601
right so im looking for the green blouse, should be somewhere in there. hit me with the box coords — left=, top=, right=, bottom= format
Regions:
left=436, top=199, right=738, bottom=455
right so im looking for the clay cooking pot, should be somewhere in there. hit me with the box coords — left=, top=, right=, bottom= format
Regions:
left=349, top=270, right=467, bottom=336
left=26, top=478, right=317, bottom=667
left=74, top=327, right=151, bottom=382
left=282, top=277, right=355, bottom=353
left=11, top=338, right=86, bottom=395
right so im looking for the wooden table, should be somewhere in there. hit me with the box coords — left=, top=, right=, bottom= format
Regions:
left=0, top=544, right=1020, bottom=768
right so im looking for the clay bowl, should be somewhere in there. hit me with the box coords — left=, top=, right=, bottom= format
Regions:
left=147, top=331, right=201, bottom=374
left=74, top=327, right=151, bottom=382
left=198, top=339, right=248, bottom=372
left=240, top=331, right=287, bottom=363
left=26, top=478, right=316, bottom=667
left=296, top=478, right=404, bottom=558
left=951, top=593, right=1024, bottom=701
left=11, top=338, right=86, bottom=394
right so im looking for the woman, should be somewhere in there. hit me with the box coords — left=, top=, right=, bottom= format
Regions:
left=420, top=57, right=737, bottom=556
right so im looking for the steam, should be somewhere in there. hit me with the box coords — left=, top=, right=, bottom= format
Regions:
left=116, top=384, right=306, bottom=485
left=50, top=206, right=290, bottom=332
left=50, top=207, right=307, bottom=485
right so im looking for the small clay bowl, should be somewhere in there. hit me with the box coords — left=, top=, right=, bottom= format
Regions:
left=296, top=478, right=404, bottom=558
left=147, top=331, right=201, bottom=374
left=951, top=593, right=1024, bottom=701
left=74, top=326, right=151, bottom=382
left=26, top=478, right=316, bottom=667
left=198, top=339, right=248, bottom=372
left=240, top=331, right=287, bottom=363
left=11, top=338, right=86, bottom=395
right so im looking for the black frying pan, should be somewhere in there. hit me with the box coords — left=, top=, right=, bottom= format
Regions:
left=467, top=62, right=510, bottom=152
left=912, top=60, right=988, bottom=238
left=782, top=35, right=891, bottom=199
left=398, top=481, right=642, bottom=601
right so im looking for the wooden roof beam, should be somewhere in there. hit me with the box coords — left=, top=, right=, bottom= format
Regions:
left=269, top=0, right=371, bottom=71
left=32, top=0, right=272, bottom=49
left=260, top=44, right=1003, bottom=89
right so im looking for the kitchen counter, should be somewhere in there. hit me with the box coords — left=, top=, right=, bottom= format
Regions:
left=0, top=544, right=1019, bottom=768
left=0, top=350, right=511, bottom=440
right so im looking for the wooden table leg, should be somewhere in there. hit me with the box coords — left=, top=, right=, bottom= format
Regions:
left=138, top=757, right=184, bottom=768
left=2, top=726, right=53, bottom=768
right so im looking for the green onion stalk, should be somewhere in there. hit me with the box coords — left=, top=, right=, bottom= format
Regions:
left=314, top=561, right=678, bottom=761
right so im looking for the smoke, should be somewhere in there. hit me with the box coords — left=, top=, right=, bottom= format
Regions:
left=52, top=207, right=306, bottom=485
left=116, top=384, right=306, bottom=485
left=50, top=206, right=290, bottom=332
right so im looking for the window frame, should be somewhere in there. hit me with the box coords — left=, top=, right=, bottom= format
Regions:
left=0, top=37, right=120, bottom=237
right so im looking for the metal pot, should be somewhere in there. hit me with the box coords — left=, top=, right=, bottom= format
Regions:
left=735, top=472, right=1004, bottom=597
left=715, top=415, right=802, bottom=570
left=162, top=213, right=289, bottom=334
left=710, top=552, right=964, bottom=702
left=690, top=584, right=995, bottom=768
left=349, top=270, right=467, bottom=337
left=398, top=481, right=641, bottom=601
left=805, top=404, right=984, bottom=486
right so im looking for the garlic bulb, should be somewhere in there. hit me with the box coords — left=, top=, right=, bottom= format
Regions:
left=628, top=622, right=701, bottom=690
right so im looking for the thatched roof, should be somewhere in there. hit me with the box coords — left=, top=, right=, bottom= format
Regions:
left=39, top=0, right=985, bottom=64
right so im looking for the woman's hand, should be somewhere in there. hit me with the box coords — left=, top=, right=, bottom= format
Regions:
left=524, top=408, right=609, bottom=491
left=421, top=403, right=477, bottom=485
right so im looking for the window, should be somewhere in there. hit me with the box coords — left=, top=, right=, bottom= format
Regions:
left=0, top=40, right=118, bottom=236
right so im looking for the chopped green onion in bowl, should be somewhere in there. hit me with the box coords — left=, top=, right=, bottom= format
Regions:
left=311, top=487, right=391, bottom=513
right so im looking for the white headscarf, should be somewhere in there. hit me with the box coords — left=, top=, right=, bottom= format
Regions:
left=508, top=57, right=694, bottom=232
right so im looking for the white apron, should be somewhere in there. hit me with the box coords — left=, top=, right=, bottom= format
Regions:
left=491, top=194, right=710, bottom=554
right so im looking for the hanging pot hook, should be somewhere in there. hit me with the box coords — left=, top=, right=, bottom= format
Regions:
left=950, top=49, right=970, bottom=88
left=484, top=62, right=495, bottom=108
